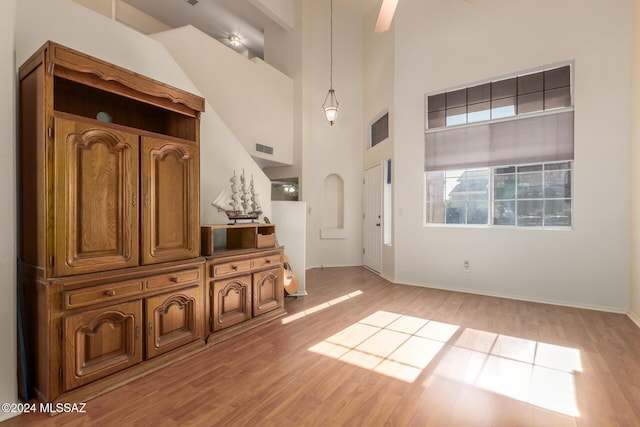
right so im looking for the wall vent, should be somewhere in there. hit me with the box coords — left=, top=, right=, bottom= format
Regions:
left=186, top=0, right=198, bottom=6
left=256, top=143, right=274, bottom=155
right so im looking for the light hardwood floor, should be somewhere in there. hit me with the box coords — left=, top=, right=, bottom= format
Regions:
left=4, top=267, right=640, bottom=426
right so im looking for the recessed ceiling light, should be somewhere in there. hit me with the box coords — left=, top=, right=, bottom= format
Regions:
left=228, top=35, right=241, bottom=47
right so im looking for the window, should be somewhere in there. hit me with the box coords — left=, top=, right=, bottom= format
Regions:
left=425, top=168, right=489, bottom=225
left=384, top=159, right=392, bottom=244
left=424, top=64, right=573, bottom=229
left=370, top=112, right=389, bottom=148
left=494, top=162, right=571, bottom=227
left=426, top=162, right=572, bottom=227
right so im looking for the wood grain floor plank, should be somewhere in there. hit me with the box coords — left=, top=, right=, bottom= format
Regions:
left=4, top=266, right=640, bottom=426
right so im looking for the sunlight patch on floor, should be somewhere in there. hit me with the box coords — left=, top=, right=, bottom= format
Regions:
left=434, top=327, right=581, bottom=417
left=308, top=310, right=581, bottom=418
left=309, top=310, right=458, bottom=383
left=280, top=290, right=363, bottom=324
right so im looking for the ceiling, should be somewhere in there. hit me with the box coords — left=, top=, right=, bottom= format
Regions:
left=124, top=0, right=274, bottom=58
left=124, top=0, right=381, bottom=59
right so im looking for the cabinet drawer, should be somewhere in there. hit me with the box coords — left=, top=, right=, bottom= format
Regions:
left=146, top=268, right=201, bottom=291
left=64, top=280, right=145, bottom=309
left=252, top=255, right=281, bottom=270
left=212, top=260, right=253, bottom=278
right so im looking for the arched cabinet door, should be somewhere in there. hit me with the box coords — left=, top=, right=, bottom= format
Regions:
left=63, top=300, right=142, bottom=391
left=212, top=275, right=252, bottom=332
left=54, top=117, right=139, bottom=276
left=140, top=136, right=199, bottom=265
left=252, top=268, right=283, bottom=317
left=145, top=286, right=202, bottom=359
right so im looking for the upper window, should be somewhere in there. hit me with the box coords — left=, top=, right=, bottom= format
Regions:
left=370, top=112, right=389, bottom=148
left=424, top=64, right=573, bottom=229
left=426, top=65, right=571, bottom=130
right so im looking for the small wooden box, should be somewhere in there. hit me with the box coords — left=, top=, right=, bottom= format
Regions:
left=256, top=233, right=276, bottom=248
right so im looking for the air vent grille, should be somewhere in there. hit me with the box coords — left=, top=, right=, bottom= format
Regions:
left=186, top=0, right=198, bottom=6
left=256, top=143, right=274, bottom=155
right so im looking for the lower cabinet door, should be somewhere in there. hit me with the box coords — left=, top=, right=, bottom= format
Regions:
left=212, top=275, right=251, bottom=332
left=63, top=300, right=143, bottom=391
left=253, top=268, right=283, bottom=317
left=145, top=286, right=202, bottom=359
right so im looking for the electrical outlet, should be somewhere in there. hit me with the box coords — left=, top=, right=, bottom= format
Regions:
left=463, top=260, right=470, bottom=273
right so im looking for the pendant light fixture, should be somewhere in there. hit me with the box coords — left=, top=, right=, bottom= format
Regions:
left=322, top=0, right=339, bottom=126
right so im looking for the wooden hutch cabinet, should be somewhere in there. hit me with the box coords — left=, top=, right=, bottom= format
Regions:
left=18, top=42, right=205, bottom=404
left=202, top=224, right=285, bottom=344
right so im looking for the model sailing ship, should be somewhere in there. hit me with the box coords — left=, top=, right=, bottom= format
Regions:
left=212, top=170, right=263, bottom=223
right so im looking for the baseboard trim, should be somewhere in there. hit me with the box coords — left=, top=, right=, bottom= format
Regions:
left=306, top=264, right=363, bottom=270
left=309, top=265, right=629, bottom=314
left=394, top=278, right=627, bottom=314
left=628, top=311, right=640, bottom=329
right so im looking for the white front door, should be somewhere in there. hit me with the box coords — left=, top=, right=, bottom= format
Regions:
left=363, top=164, right=382, bottom=272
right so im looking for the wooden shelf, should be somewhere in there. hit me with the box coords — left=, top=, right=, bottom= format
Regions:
left=201, top=223, right=277, bottom=256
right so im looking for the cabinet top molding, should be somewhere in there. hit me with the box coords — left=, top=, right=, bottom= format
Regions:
left=20, top=41, right=205, bottom=116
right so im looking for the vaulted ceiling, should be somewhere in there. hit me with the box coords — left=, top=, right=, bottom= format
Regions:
left=124, top=0, right=380, bottom=59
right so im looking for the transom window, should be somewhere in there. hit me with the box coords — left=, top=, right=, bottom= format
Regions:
left=426, top=65, right=571, bottom=129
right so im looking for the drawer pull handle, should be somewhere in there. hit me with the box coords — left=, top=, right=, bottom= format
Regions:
left=231, top=265, right=238, bottom=271
left=170, top=277, right=180, bottom=283
left=105, top=290, right=115, bottom=297
left=266, top=259, right=271, bottom=264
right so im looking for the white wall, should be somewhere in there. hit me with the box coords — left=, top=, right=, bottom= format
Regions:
left=391, top=0, right=631, bottom=311
left=631, top=0, right=640, bottom=326
left=153, top=25, right=294, bottom=168
left=272, top=201, right=307, bottom=294
left=16, top=1, right=197, bottom=89
left=303, top=0, right=365, bottom=268
left=250, top=0, right=295, bottom=31
left=263, top=6, right=304, bottom=185
left=199, top=101, right=272, bottom=225
left=0, top=0, right=17, bottom=421
left=73, top=0, right=171, bottom=34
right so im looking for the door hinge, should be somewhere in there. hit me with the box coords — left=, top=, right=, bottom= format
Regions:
left=209, top=288, right=213, bottom=298
left=58, top=368, right=63, bottom=384
left=209, top=316, right=213, bottom=328
left=135, top=325, right=140, bottom=340
left=49, top=256, right=54, bottom=268
left=363, top=247, right=365, bottom=255
left=47, top=126, right=53, bottom=139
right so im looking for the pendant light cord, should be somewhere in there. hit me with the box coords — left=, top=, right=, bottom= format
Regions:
left=329, top=0, right=333, bottom=90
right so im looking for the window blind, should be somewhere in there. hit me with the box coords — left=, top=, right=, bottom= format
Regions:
left=424, top=110, right=573, bottom=171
